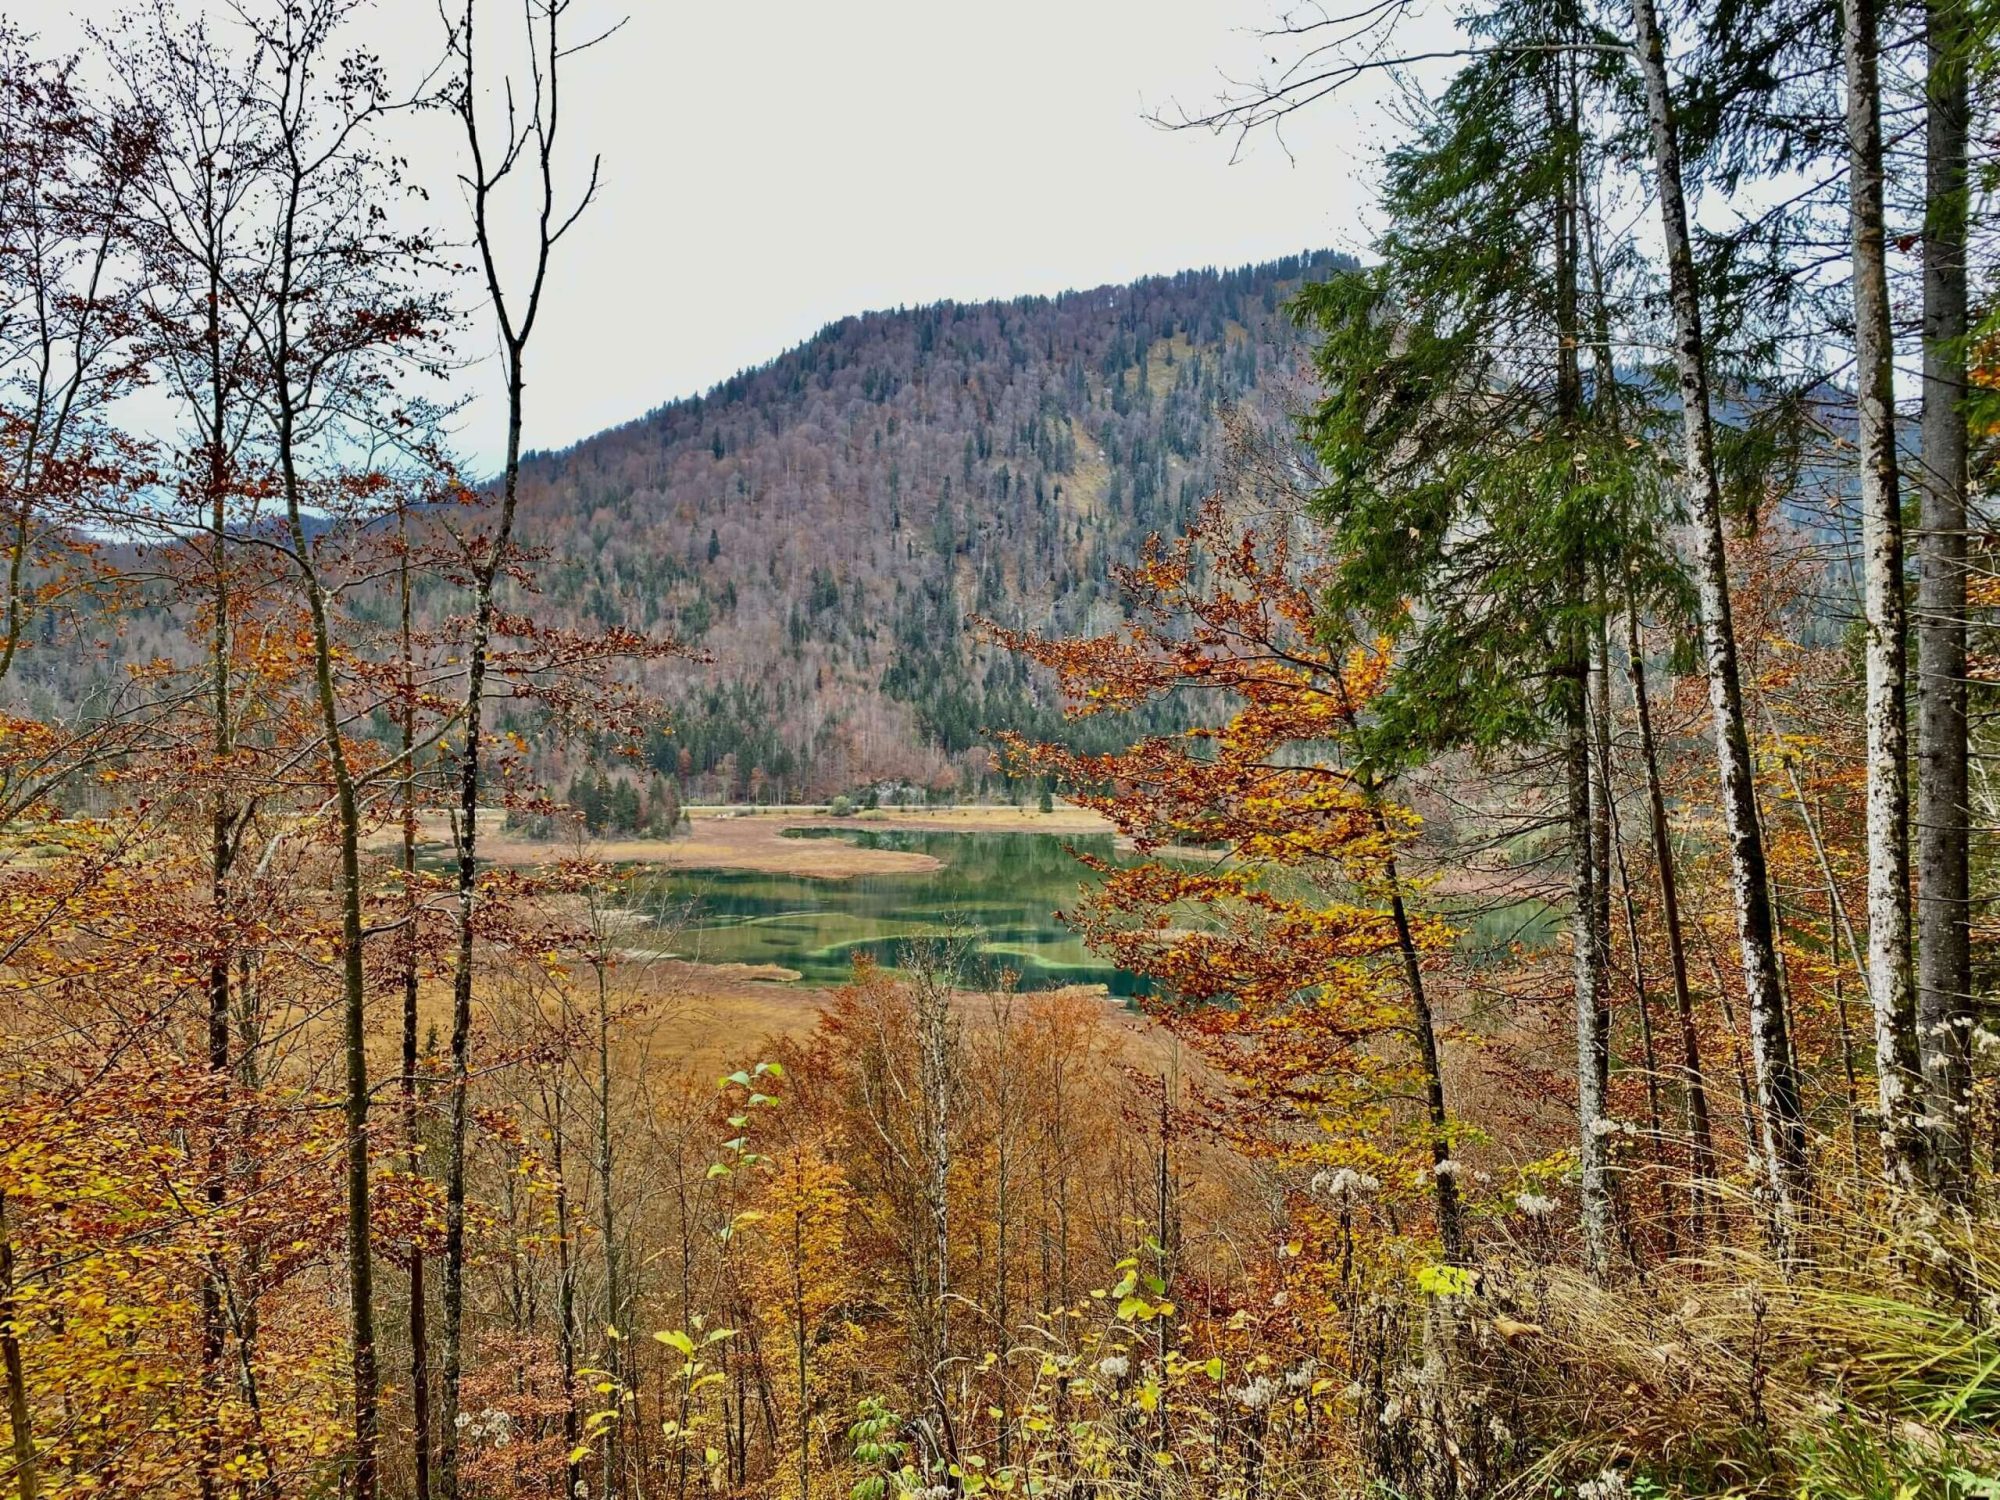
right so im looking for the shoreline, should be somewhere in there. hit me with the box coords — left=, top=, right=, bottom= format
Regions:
left=403, top=802, right=1116, bottom=880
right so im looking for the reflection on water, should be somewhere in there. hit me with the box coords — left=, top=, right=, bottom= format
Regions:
left=1455, top=895, right=1562, bottom=956
left=625, top=828, right=1155, bottom=995
left=619, top=826, right=1559, bottom=995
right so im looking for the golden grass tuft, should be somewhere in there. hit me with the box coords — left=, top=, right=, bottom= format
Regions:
left=1427, top=1182, right=2000, bottom=1498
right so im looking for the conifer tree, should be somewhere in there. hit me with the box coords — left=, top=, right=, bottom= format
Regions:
left=1295, top=0, right=1686, bottom=1266
left=1915, top=0, right=1976, bottom=1194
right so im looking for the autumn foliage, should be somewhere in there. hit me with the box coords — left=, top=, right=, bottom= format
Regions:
left=983, top=492, right=1462, bottom=1232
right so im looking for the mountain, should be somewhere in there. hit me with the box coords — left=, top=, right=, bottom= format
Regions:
left=506, top=251, right=1357, bottom=804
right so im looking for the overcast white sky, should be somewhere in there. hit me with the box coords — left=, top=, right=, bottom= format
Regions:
left=25, top=0, right=1448, bottom=469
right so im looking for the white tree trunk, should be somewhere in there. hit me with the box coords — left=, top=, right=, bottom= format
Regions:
left=1626, top=0, right=1811, bottom=1227
left=1845, top=0, right=1926, bottom=1188
left=1569, top=657, right=1610, bottom=1272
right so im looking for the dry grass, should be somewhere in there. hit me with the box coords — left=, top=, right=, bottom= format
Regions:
left=397, top=804, right=1115, bottom=879
left=1420, top=1185, right=2000, bottom=1498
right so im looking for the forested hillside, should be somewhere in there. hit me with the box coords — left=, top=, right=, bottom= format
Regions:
left=506, top=254, right=1351, bottom=800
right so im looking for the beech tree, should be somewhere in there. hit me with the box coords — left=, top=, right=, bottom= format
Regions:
left=987, top=479, right=1467, bottom=1260
left=242, top=18, right=445, bottom=1491
left=435, top=0, right=603, bottom=1488
left=99, top=19, right=271, bottom=1495
left=0, top=28, right=147, bottom=688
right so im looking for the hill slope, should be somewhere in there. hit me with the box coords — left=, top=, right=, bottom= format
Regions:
left=509, top=251, right=1353, bottom=803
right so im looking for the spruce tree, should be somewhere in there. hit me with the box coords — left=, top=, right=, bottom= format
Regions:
left=1296, top=0, right=1688, bottom=1268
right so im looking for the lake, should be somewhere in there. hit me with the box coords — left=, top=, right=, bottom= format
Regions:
left=627, top=827, right=1154, bottom=995
left=619, top=825, right=1557, bottom=995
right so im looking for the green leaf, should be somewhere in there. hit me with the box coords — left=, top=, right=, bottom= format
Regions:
left=1415, top=1262, right=1476, bottom=1297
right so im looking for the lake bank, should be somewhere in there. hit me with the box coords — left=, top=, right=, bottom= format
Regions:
left=404, top=802, right=1115, bottom=879
left=399, top=807, right=1556, bottom=1000
left=622, top=825, right=1148, bottom=995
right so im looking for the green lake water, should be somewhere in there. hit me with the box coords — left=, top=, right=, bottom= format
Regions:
left=619, top=826, right=1557, bottom=995
left=627, top=827, right=1153, bottom=995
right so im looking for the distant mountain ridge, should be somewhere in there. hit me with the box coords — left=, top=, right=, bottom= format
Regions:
left=503, top=250, right=1355, bottom=802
